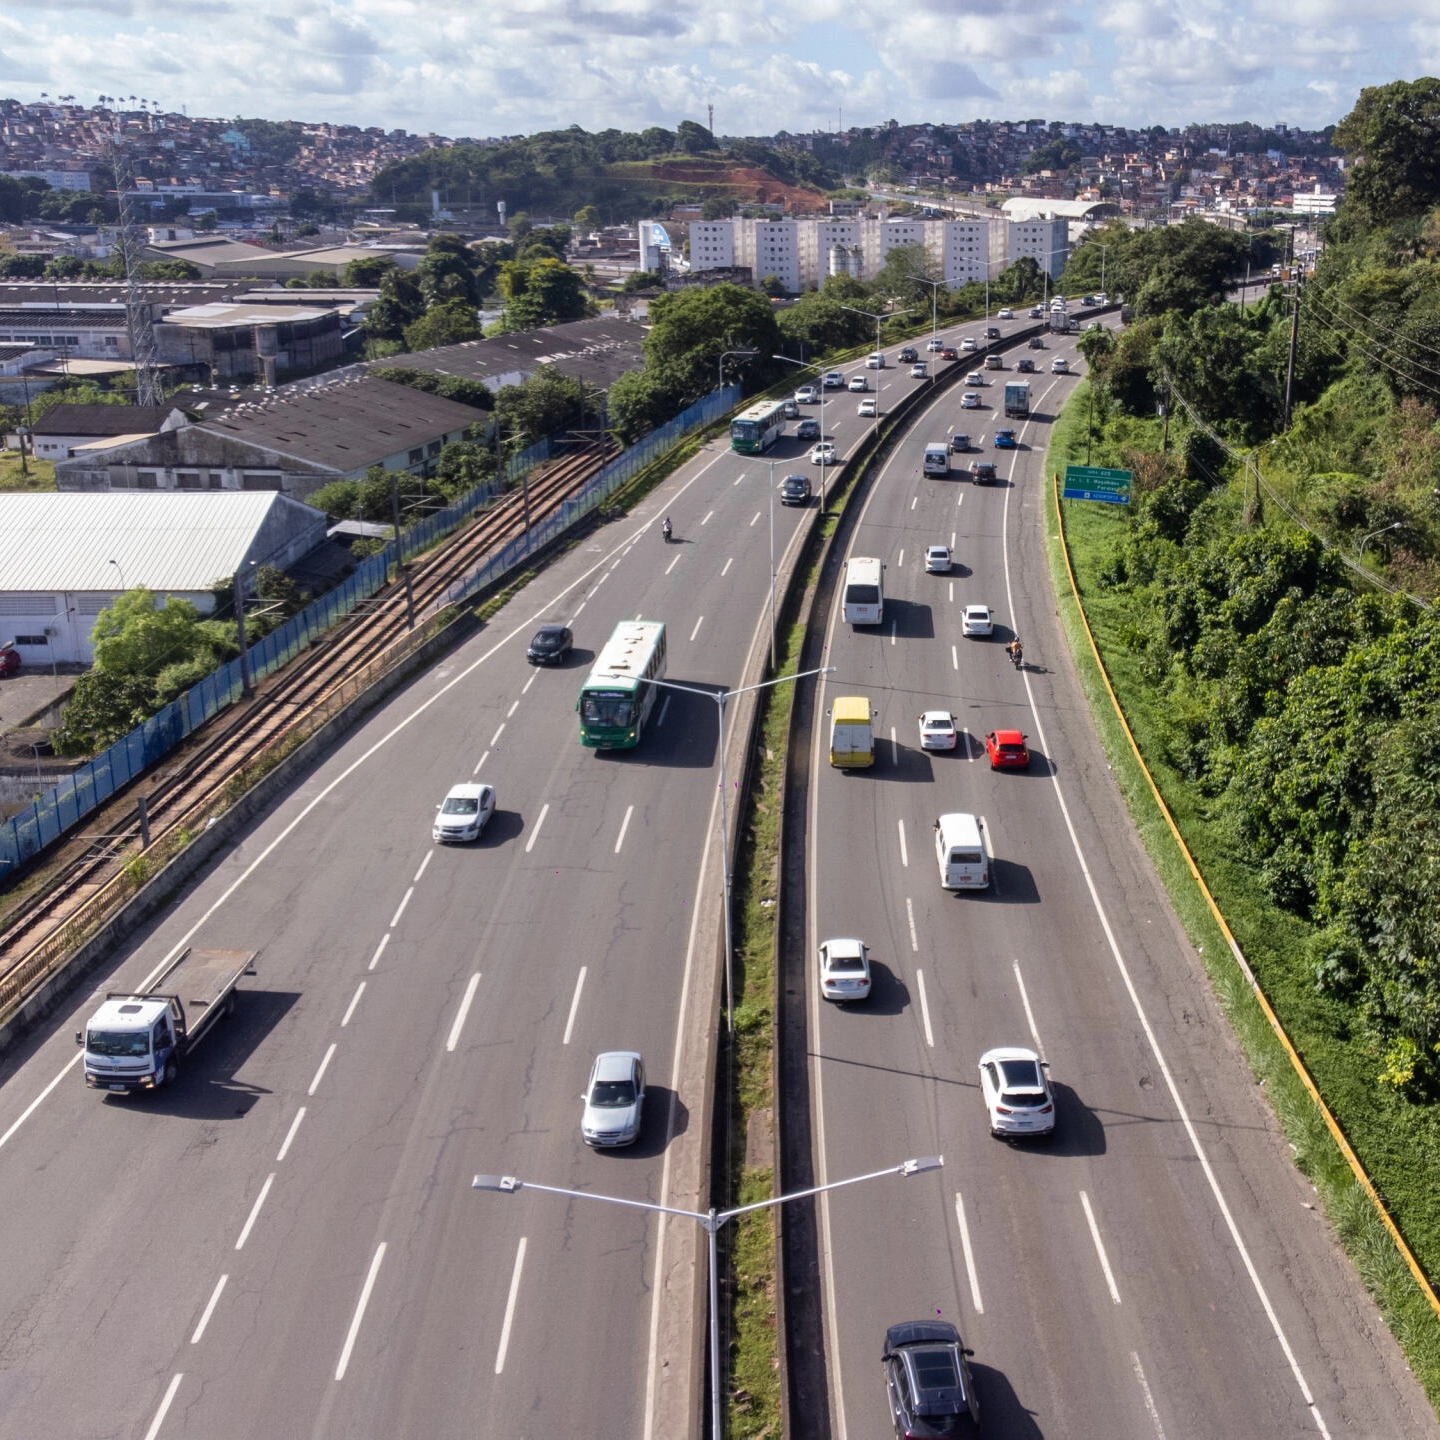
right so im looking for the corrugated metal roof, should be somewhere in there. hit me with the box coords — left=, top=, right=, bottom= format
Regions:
left=0, top=492, right=293, bottom=593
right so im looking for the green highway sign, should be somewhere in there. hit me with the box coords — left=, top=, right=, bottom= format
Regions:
left=1063, top=464, right=1132, bottom=504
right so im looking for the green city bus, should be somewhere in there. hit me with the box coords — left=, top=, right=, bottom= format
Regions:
left=576, top=619, right=669, bottom=749
left=730, top=398, right=788, bottom=455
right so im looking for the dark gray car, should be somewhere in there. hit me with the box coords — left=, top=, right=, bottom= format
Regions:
left=882, top=1321, right=980, bottom=1438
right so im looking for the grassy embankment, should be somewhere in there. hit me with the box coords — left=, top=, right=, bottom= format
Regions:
left=1044, top=382, right=1440, bottom=1409
left=0, top=451, right=55, bottom=491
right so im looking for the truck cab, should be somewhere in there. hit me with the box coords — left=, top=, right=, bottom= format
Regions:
left=80, top=997, right=180, bottom=1091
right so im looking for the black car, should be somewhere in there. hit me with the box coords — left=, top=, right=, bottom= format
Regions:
left=883, top=1321, right=980, bottom=1438
left=970, top=460, right=997, bottom=484
left=779, top=474, right=812, bottom=506
left=1016, top=357, right=1036, bottom=373
left=526, top=624, right=573, bottom=664
left=984, top=326, right=1001, bottom=339
left=1027, top=336, right=1045, bottom=349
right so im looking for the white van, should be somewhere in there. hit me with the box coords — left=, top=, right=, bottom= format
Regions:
left=934, top=812, right=990, bottom=890
left=866, top=352, right=886, bottom=369
left=923, top=443, right=949, bottom=477
left=842, top=556, right=885, bottom=626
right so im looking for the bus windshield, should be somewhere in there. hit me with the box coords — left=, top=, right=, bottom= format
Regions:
left=730, top=420, right=759, bottom=445
left=580, top=691, right=636, bottom=729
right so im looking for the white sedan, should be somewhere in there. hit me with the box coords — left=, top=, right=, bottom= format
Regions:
left=960, top=336, right=978, bottom=352
left=1051, top=357, right=1070, bottom=374
left=795, top=385, right=819, bottom=404
left=819, top=937, right=872, bottom=1002
left=926, top=337, right=945, bottom=352
left=918, top=711, right=958, bottom=750
left=848, top=375, right=869, bottom=392
left=962, top=605, right=993, bottom=637
left=960, top=391, right=981, bottom=409
left=810, top=441, right=837, bottom=465
left=857, top=398, right=877, bottom=417
left=925, top=544, right=951, bottom=573
left=965, top=371, right=985, bottom=386
left=997, top=307, right=1014, bottom=319
left=978, top=1046, right=1056, bottom=1138
left=433, top=782, right=497, bottom=843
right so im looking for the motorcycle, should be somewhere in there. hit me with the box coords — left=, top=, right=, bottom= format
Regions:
left=662, top=520, right=673, bottom=544
left=1007, top=643, right=1024, bottom=669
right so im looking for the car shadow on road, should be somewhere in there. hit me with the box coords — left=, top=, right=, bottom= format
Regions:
left=886, top=742, right=940, bottom=783
left=885, top=597, right=934, bottom=641
left=860, top=960, right=909, bottom=1016
left=986, top=859, right=1040, bottom=904
left=545, top=647, right=593, bottom=670
left=969, top=1363, right=1045, bottom=1439
left=479, top=810, right=527, bottom=847
left=610, top=1086, right=687, bottom=1159
left=1022, top=1080, right=1108, bottom=1158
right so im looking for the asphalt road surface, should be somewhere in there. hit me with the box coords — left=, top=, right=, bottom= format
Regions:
left=804, top=326, right=1438, bottom=1439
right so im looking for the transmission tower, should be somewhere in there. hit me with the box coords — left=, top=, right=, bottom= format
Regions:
left=109, top=135, right=164, bottom=406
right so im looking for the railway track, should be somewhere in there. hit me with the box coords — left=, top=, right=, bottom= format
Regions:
left=0, top=441, right=613, bottom=1002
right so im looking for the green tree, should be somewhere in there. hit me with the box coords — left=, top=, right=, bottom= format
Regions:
left=573, top=204, right=601, bottom=228
left=195, top=210, right=218, bottom=233
left=777, top=291, right=873, bottom=354
left=432, top=440, right=497, bottom=501
left=606, top=369, right=684, bottom=445
left=759, top=273, right=786, bottom=297
left=51, top=671, right=159, bottom=755
left=402, top=298, right=482, bottom=351
left=369, top=367, right=493, bottom=411
left=341, top=254, right=398, bottom=287
left=88, top=589, right=234, bottom=681
left=676, top=120, right=717, bottom=154
left=869, top=243, right=940, bottom=309
left=364, top=269, right=426, bottom=343
left=494, top=365, right=587, bottom=445
left=140, top=259, right=203, bottom=281
left=1334, top=78, right=1440, bottom=230
left=701, top=195, right=733, bottom=221
left=640, top=283, right=782, bottom=403
left=497, top=256, right=589, bottom=330
left=417, top=232, right=480, bottom=308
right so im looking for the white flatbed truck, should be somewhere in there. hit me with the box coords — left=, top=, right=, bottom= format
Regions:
left=77, top=947, right=256, bottom=1093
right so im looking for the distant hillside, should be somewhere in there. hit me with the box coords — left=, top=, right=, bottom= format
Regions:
left=370, top=126, right=837, bottom=221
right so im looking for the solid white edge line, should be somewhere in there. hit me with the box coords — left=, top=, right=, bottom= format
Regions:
left=0, top=1052, right=82, bottom=1154
left=367, top=933, right=389, bottom=971
left=389, top=886, right=413, bottom=928
left=615, top=804, right=634, bottom=855
left=1132, top=1350, right=1168, bottom=1439
left=916, top=968, right=935, bottom=1048
left=335, top=1242, right=387, bottom=1381
left=1079, top=1190, right=1122, bottom=1303
left=190, top=1273, right=228, bottom=1344
left=141, top=1373, right=184, bottom=1440
left=953, top=1194, right=984, bottom=1314
left=340, top=980, right=366, bottom=1028
left=999, top=439, right=1332, bottom=1435
left=494, top=1236, right=527, bottom=1374
left=445, top=972, right=482, bottom=1053
left=524, top=802, right=549, bottom=854
left=234, top=1172, right=275, bottom=1251
left=276, top=1106, right=306, bottom=1162
left=1010, top=960, right=1044, bottom=1060
left=562, top=966, right=587, bottom=1046
left=307, top=1043, right=336, bottom=1097
left=897, top=818, right=908, bottom=868
left=905, top=896, right=919, bottom=953
left=413, top=849, right=433, bottom=883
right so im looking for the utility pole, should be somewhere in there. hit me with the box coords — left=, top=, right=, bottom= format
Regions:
left=1283, top=274, right=1301, bottom=428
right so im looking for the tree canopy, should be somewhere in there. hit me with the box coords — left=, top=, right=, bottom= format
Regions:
left=1334, top=77, right=1440, bottom=229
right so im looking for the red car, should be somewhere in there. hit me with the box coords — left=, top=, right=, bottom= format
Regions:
left=984, top=729, right=1030, bottom=769
left=0, top=645, right=19, bottom=678
left=940, top=346, right=958, bottom=361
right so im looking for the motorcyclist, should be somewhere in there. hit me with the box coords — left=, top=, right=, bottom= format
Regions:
left=1006, top=636, right=1024, bottom=666
left=662, top=515, right=673, bottom=542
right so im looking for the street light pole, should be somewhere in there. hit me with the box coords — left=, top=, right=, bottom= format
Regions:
left=472, top=1154, right=944, bottom=1440
left=107, top=558, right=125, bottom=592
left=1358, top=520, right=1402, bottom=564
left=717, top=348, right=758, bottom=392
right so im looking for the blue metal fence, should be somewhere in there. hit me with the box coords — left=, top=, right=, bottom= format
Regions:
left=0, top=390, right=738, bottom=878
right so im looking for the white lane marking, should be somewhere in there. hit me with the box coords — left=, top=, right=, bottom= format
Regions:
left=367, top=933, right=389, bottom=971
left=490, top=721, right=506, bottom=745
left=702, top=509, right=715, bottom=526
left=413, top=850, right=433, bottom=883
left=656, top=696, right=671, bottom=728
left=889, top=619, right=897, bottom=646
left=234, top=1173, right=275, bottom=1250
left=594, top=569, right=610, bottom=587
left=948, top=580, right=954, bottom=603
left=897, top=548, right=905, bottom=568
left=964, top=730, right=975, bottom=762
left=473, top=749, right=490, bottom=775
left=308, top=1043, right=337, bottom=1097
left=0, top=1053, right=82, bottom=1154
left=897, top=819, right=908, bottom=868
left=951, top=531, right=956, bottom=548
left=734, top=472, right=744, bottom=485
left=910, top=496, right=917, bottom=511
left=389, top=887, right=414, bottom=928
left=615, top=804, right=634, bottom=854
left=749, top=511, right=761, bottom=527
left=446, top=972, right=482, bottom=1053
left=915, top=968, right=935, bottom=1048
left=525, top=802, right=549, bottom=853
left=341, top=981, right=366, bottom=1029
left=572, top=600, right=586, bottom=618
left=506, top=699, right=519, bottom=719
left=191, top=1274, right=228, bottom=1344
left=522, top=672, right=537, bottom=694
left=1011, top=961, right=1044, bottom=1059
left=1080, top=1190, right=1122, bottom=1304
left=953, top=1195, right=983, bottom=1314
left=142, top=1374, right=183, bottom=1440
left=957, top=489, right=963, bottom=508
left=335, top=1242, right=387, bottom=1381
left=721, top=556, right=734, bottom=577
left=1133, top=1351, right=1168, bottom=1439
left=951, top=644, right=958, bottom=671
left=689, top=615, right=704, bottom=642
left=495, top=1237, right=527, bottom=1374
left=1000, top=456, right=1331, bottom=1438
left=905, top=897, right=919, bottom=953
left=665, top=554, right=681, bottom=575
left=562, top=967, right=587, bottom=1046
left=889, top=726, right=898, bottom=766
left=980, top=814, right=992, bottom=851
left=276, top=1106, right=306, bottom=1162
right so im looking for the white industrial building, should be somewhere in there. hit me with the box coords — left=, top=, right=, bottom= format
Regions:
left=0, top=491, right=327, bottom=665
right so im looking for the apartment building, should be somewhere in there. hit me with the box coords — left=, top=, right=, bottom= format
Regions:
left=1006, top=215, right=1070, bottom=279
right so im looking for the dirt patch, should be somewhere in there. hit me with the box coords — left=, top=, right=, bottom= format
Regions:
left=605, top=159, right=828, bottom=214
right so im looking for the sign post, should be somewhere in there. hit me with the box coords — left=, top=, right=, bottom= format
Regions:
left=1062, top=464, right=1132, bottom=504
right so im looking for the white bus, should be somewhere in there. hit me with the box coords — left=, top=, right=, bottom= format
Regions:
left=923, top=443, right=949, bottom=477
left=842, top=556, right=885, bottom=627
left=576, top=619, right=668, bottom=749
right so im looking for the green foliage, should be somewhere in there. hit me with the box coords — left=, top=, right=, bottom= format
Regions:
left=402, top=298, right=482, bottom=352
left=701, top=194, right=733, bottom=221
left=432, top=440, right=497, bottom=501
left=142, top=259, right=203, bottom=282
left=231, top=117, right=305, bottom=165
left=1334, top=79, right=1440, bottom=230
left=758, top=273, right=785, bottom=297
left=370, top=367, right=493, bottom=411
left=621, top=269, right=663, bottom=293
left=573, top=205, right=601, bottom=227
left=868, top=242, right=939, bottom=307
left=605, top=368, right=685, bottom=446
left=0, top=252, right=46, bottom=278
left=676, top=120, right=718, bottom=154
left=494, top=365, right=588, bottom=445
left=641, top=283, right=782, bottom=406
left=307, top=479, right=362, bottom=519
left=776, top=290, right=873, bottom=354
left=496, top=255, right=589, bottom=330
left=1154, top=302, right=1287, bottom=441
left=341, top=254, right=398, bottom=287
left=417, top=232, right=479, bottom=308
left=52, top=671, right=158, bottom=755
left=1022, top=137, right=1083, bottom=175
left=363, top=268, right=426, bottom=343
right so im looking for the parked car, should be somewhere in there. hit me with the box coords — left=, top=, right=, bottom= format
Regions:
left=949, top=432, right=970, bottom=453
left=993, top=428, right=1017, bottom=449
left=977, top=1045, right=1055, bottom=1138
left=882, top=1321, right=981, bottom=1439
left=526, top=624, right=574, bottom=665
left=925, top=544, right=951, bottom=574
left=0, top=644, right=20, bottom=678
left=984, top=729, right=1030, bottom=769
left=810, top=441, right=837, bottom=465
left=796, top=418, right=820, bottom=441
left=1016, top=357, right=1036, bottom=373
left=969, top=460, right=997, bottom=484
left=780, top=474, right=812, bottom=506
left=918, top=711, right=958, bottom=750
left=818, top=937, right=872, bottom=1002
left=433, top=782, right=497, bottom=843
left=580, top=1050, right=646, bottom=1147
left=961, top=604, right=994, bottom=635
left=848, top=374, right=869, bottom=392
left=1051, top=357, right=1070, bottom=374
left=795, top=385, right=819, bottom=404
left=857, top=398, right=877, bottom=417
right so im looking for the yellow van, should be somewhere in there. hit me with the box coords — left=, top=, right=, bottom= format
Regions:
left=829, top=696, right=874, bottom=768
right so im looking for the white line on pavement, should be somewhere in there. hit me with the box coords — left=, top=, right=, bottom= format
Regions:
left=749, top=511, right=761, bottom=527
left=413, top=850, right=433, bottom=883
left=665, top=554, right=680, bottom=575
left=276, top=1106, right=306, bottom=1162
left=389, top=887, right=413, bottom=928
left=341, top=981, right=366, bottom=1028
left=335, top=1243, right=387, bottom=1381
left=572, top=600, right=586, bottom=618
left=234, top=1173, right=274, bottom=1250
left=0, top=1053, right=81, bottom=1155
left=702, top=509, right=715, bottom=526
left=915, top=968, right=935, bottom=1048
left=910, top=496, right=917, bottom=510
left=563, top=967, right=587, bottom=1046
left=721, top=557, right=733, bottom=576
left=525, top=802, right=549, bottom=853
left=490, top=721, right=506, bottom=745
left=368, top=933, right=389, bottom=971
left=1080, top=1190, right=1121, bottom=1304
left=656, top=696, right=671, bottom=728
left=522, top=672, right=537, bottom=694
left=951, top=644, right=958, bottom=671
left=307, top=1043, right=336, bottom=1097
left=1011, top=961, right=1044, bottom=1058
left=889, top=726, right=898, bottom=766
left=897, top=819, right=908, bottom=868
left=615, top=804, right=634, bottom=854
left=897, top=548, right=905, bottom=568
left=957, top=489, right=963, bottom=508
left=951, top=531, right=956, bottom=549
left=142, top=1374, right=183, bottom=1440
left=473, top=749, right=490, bottom=775
left=446, top=972, right=482, bottom=1053
left=190, top=1274, right=228, bottom=1344
left=506, top=699, right=519, bottom=718
left=689, top=615, right=704, bottom=642
left=906, top=896, right=918, bottom=953
left=890, top=619, right=897, bottom=646
left=495, top=1237, right=527, bottom=1374
left=953, top=1195, right=983, bottom=1314
left=1132, top=1352, right=1168, bottom=1438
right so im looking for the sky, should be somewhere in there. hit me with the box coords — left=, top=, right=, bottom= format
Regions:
left=2, top=0, right=1437, bottom=140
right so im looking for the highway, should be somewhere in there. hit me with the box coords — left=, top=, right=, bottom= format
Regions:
left=805, top=325, right=1439, bottom=1437
left=0, top=316, right=997, bottom=1438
